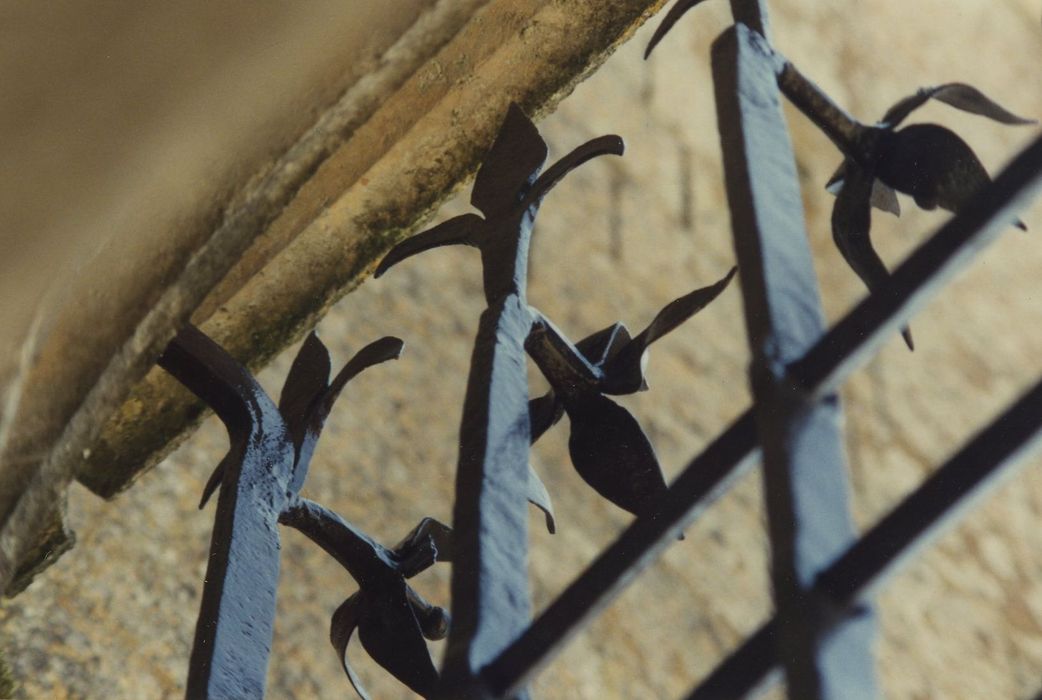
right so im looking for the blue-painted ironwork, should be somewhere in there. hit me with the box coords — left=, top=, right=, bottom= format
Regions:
left=712, top=22, right=877, bottom=700
left=146, top=3, right=1042, bottom=697
left=159, top=326, right=453, bottom=699
left=375, top=104, right=626, bottom=698
left=375, top=101, right=738, bottom=697
left=688, top=372, right=1042, bottom=698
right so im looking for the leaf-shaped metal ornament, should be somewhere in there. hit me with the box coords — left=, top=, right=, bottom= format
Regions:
left=827, top=83, right=1033, bottom=225
left=519, top=397, right=560, bottom=532
left=320, top=337, right=406, bottom=418
left=375, top=103, right=622, bottom=301
left=565, top=393, right=667, bottom=518
left=197, top=447, right=238, bottom=509
left=602, top=267, right=737, bottom=394
left=821, top=82, right=1031, bottom=351
left=526, top=463, right=557, bottom=534
left=881, top=83, right=1036, bottom=130
left=524, top=135, right=625, bottom=207
left=832, top=167, right=915, bottom=350
left=576, top=323, right=632, bottom=368
left=330, top=593, right=370, bottom=700
left=393, top=517, right=454, bottom=576
left=198, top=328, right=385, bottom=510
left=304, top=510, right=452, bottom=698
left=528, top=391, right=564, bottom=444
left=279, top=333, right=332, bottom=446
left=470, top=103, right=548, bottom=218
left=374, top=214, right=484, bottom=278
left=356, top=579, right=440, bottom=699
left=330, top=582, right=441, bottom=700
left=875, top=124, right=1022, bottom=226
left=826, top=159, right=901, bottom=216
left=644, top=0, right=713, bottom=59
left=524, top=271, right=733, bottom=519
left=278, top=334, right=403, bottom=494
left=526, top=322, right=631, bottom=445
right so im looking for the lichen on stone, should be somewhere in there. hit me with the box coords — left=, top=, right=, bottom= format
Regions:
left=0, top=648, right=16, bottom=699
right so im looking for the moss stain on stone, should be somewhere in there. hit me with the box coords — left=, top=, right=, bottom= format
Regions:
left=0, top=648, right=16, bottom=699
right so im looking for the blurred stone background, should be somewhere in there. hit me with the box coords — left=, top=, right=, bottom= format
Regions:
left=3, top=1, right=1042, bottom=698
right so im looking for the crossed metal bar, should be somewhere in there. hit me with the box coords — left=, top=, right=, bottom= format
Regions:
left=689, top=371, right=1042, bottom=698
left=156, top=4, right=1042, bottom=697
left=712, top=22, right=876, bottom=699
left=484, top=43, right=1042, bottom=700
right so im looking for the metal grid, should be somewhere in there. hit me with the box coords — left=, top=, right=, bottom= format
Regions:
left=155, top=1, right=1042, bottom=697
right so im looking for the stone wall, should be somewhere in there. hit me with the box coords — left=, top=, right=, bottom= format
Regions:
left=3, top=1, right=1042, bottom=698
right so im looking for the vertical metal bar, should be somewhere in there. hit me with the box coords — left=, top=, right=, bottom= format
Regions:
left=439, top=293, right=535, bottom=700
left=712, top=23, right=876, bottom=700
left=484, top=129, right=1042, bottom=697
left=688, top=372, right=1042, bottom=698
left=158, top=326, right=295, bottom=699
left=485, top=411, right=759, bottom=697
left=376, top=106, right=622, bottom=699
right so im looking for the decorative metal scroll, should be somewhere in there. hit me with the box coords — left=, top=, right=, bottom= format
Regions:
left=158, top=325, right=452, bottom=699
left=375, top=103, right=734, bottom=696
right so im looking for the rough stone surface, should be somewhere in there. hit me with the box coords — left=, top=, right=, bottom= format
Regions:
left=3, top=1, right=1042, bottom=698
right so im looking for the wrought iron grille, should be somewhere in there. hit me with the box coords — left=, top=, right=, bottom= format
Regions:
left=153, top=0, right=1042, bottom=697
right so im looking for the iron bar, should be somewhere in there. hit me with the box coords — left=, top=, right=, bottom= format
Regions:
left=484, top=126, right=1042, bottom=697
left=790, top=132, right=1042, bottom=398
left=158, top=325, right=296, bottom=699
left=483, top=410, right=759, bottom=697
left=374, top=104, right=623, bottom=699
left=441, top=294, right=538, bottom=699
left=687, top=372, right=1042, bottom=699
left=91, top=6, right=1042, bottom=697
left=713, top=22, right=876, bottom=699
left=775, top=61, right=870, bottom=163
left=159, top=326, right=436, bottom=698
left=728, top=0, right=769, bottom=37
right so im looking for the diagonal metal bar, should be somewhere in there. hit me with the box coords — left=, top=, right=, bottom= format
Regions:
left=790, top=136, right=1042, bottom=398
left=713, top=22, right=875, bottom=700
left=483, top=410, right=760, bottom=697
left=374, top=105, right=624, bottom=699
left=483, top=129, right=1042, bottom=699
left=687, top=372, right=1042, bottom=699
